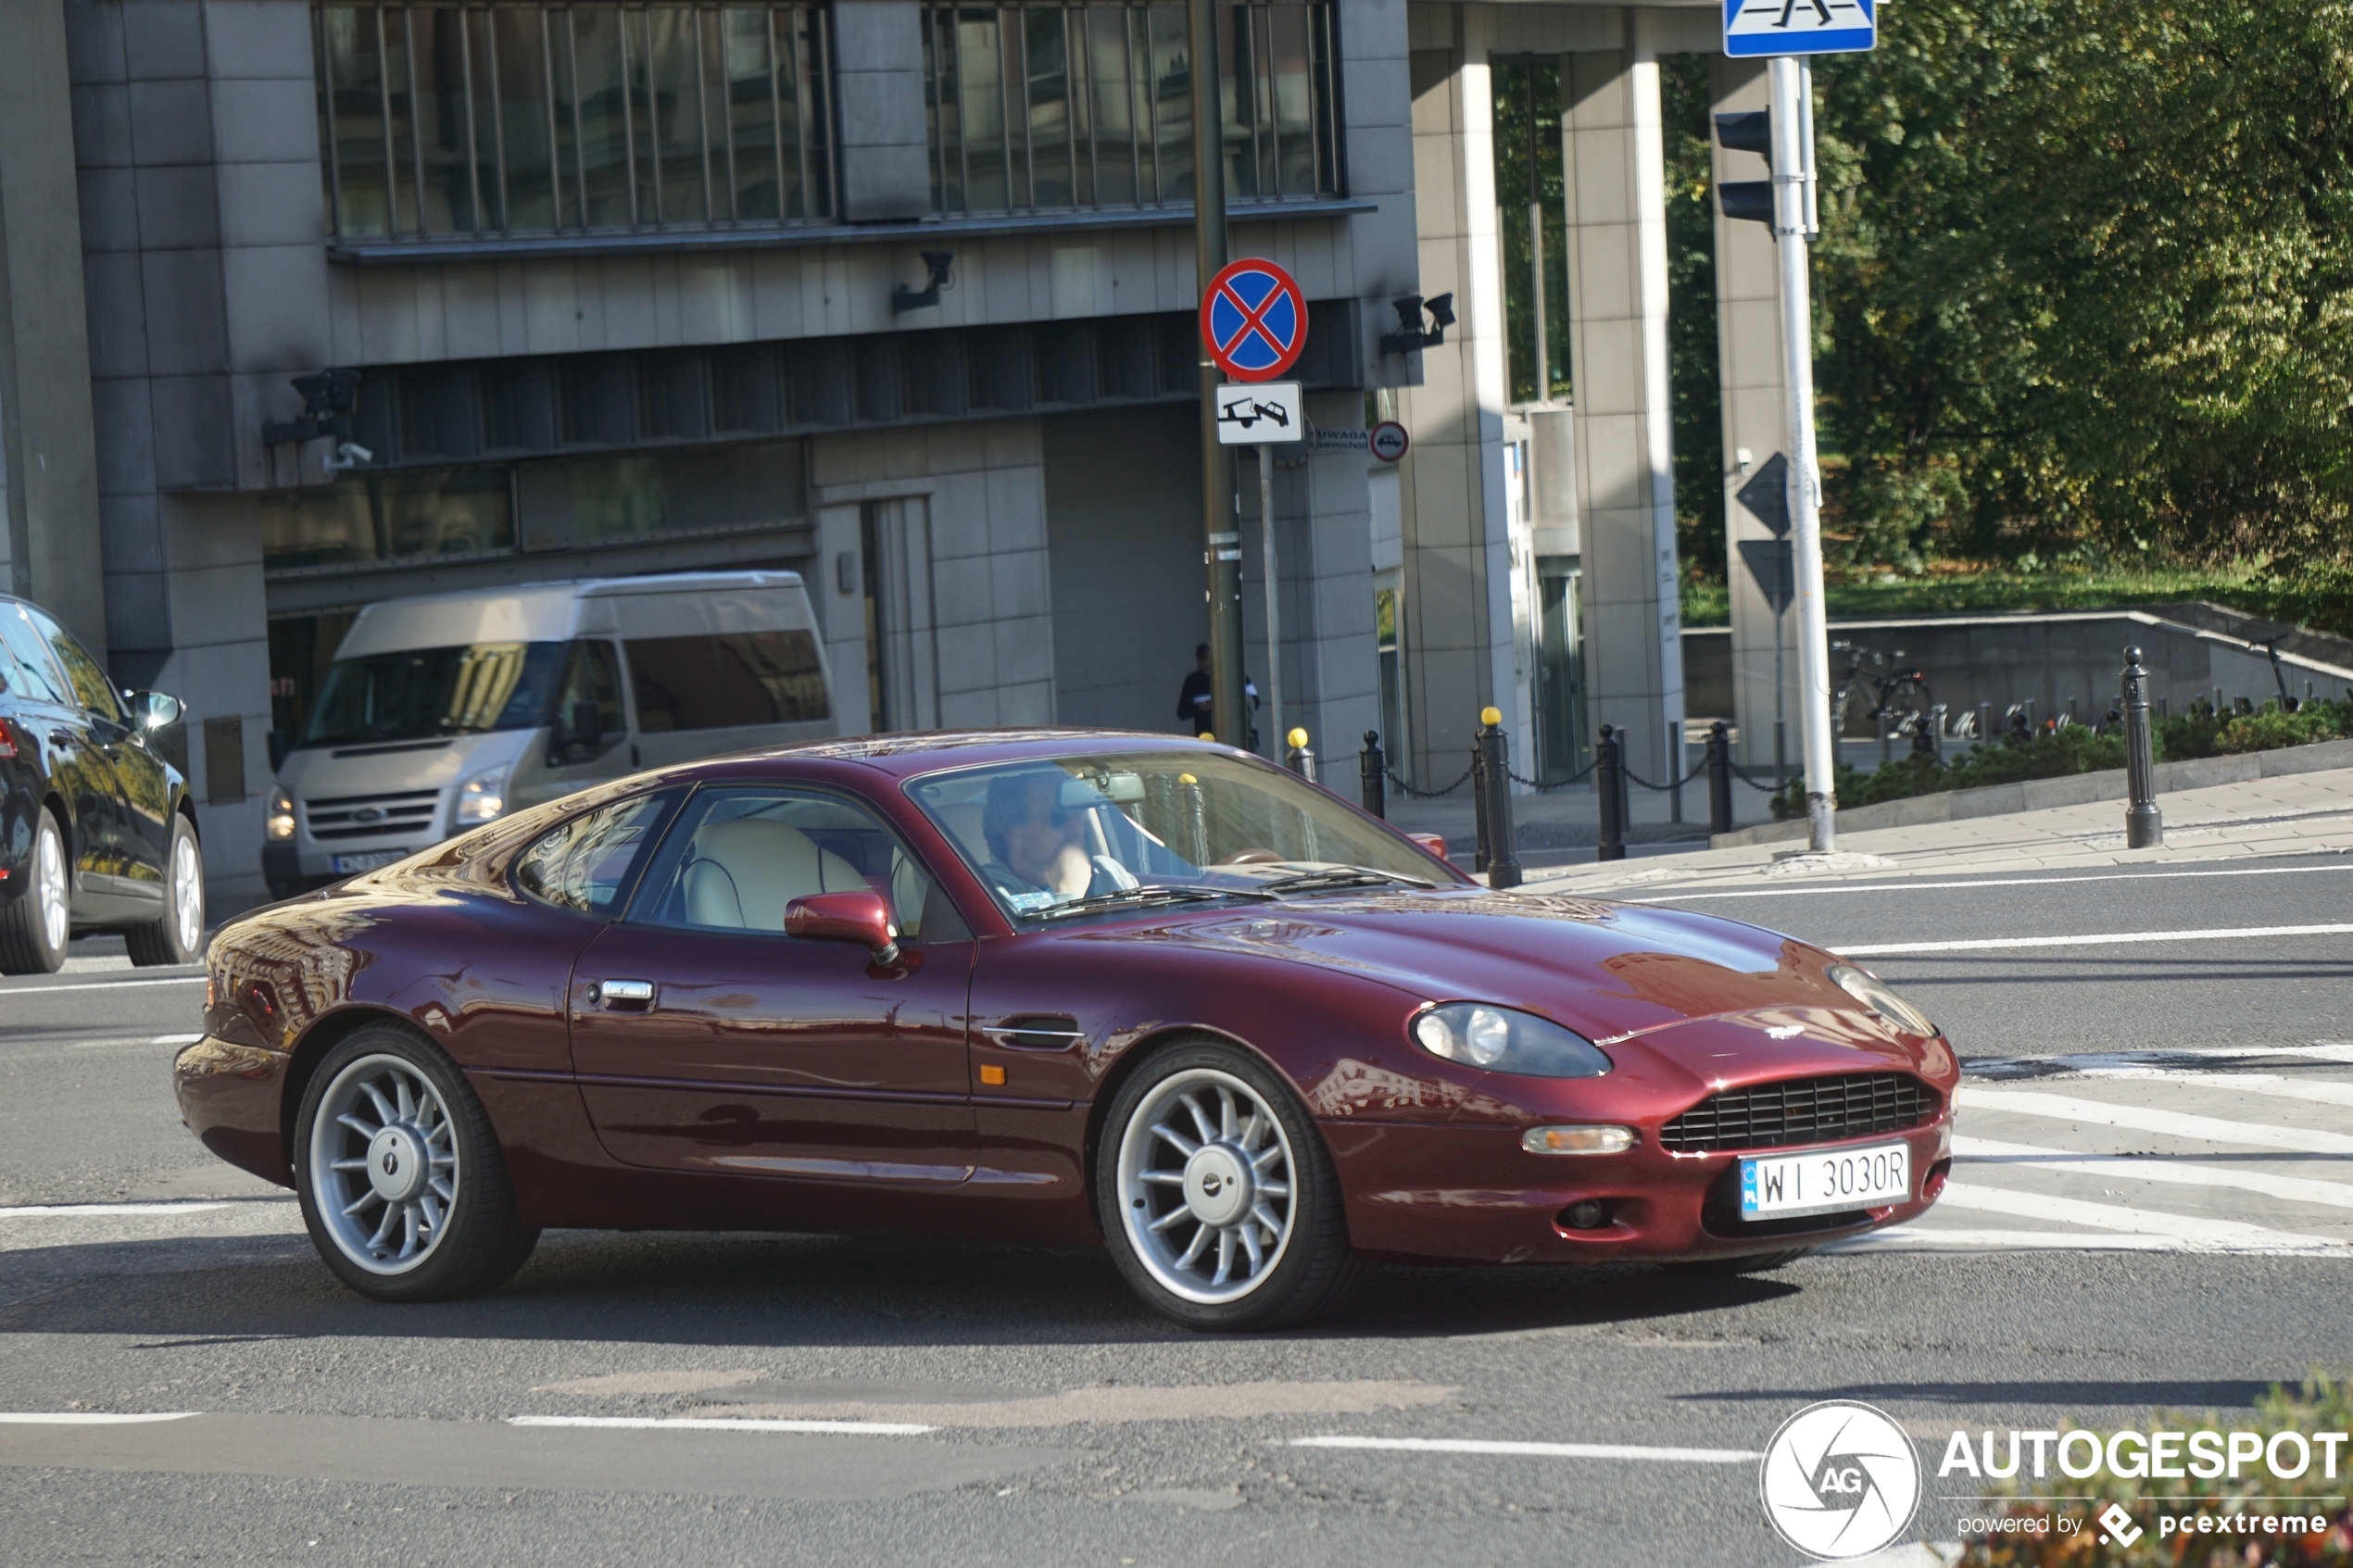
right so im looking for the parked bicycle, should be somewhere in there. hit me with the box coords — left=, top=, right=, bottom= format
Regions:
left=1831, top=640, right=1934, bottom=744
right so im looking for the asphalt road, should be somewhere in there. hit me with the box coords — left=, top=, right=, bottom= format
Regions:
left=4, top=858, right=2350, bottom=1566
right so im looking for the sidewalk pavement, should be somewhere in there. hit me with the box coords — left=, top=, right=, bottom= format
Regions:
left=1514, top=764, right=2353, bottom=897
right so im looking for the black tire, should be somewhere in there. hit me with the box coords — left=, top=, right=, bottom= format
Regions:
left=1095, top=1037, right=1365, bottom=1332
left=293, top=1022, right=539, bottom=1302
left=125, top=814, right=205, bottom=967
left=0, top=808, right=70, bottom=975
left=1675, top=1247, right=1813, bottom=1275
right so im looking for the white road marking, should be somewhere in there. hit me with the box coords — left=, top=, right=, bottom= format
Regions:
left=0, top=1202, right=233, bottom=1219
left=1934, top=1182, right=2342, bottom=1249
left=0, top=975, right=207, bottom=996
left=1958, top=1085, right=2353, bottom=1156
left=1633, top=864, right=2353, bottom=903
left=151, top=1033, right=203, bottom=1046
left=1824, top=1228, right=2298, bottom=1254
left=1969, top=1043, right=2353, bottom=1075
left=1957, top=1135, right=2353, bottom=1213
left=2003, top=1064, right=2353, bottom=1111
left=508, top=1415, right=937, bottom=1436
left=1833, top=922, right=2353, bottom=956
left=1289, top=1436, right=1759, bottom=1463
left=0, top=1412, right=199, bottom=1424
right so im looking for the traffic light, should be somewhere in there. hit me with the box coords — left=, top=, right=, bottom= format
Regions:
left=1714, top=111, right=1773, bottom=224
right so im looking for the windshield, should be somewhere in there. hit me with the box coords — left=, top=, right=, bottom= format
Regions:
left=908, top=749, right=1453, bottom=922
left=296, top=641, right=568, bottom=749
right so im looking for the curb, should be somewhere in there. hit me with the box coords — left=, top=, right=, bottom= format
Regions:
left=1709, top=736, right=2353, bottom=849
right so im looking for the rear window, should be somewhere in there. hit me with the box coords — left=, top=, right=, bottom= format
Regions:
left=627, top=631, right=829, bottom=733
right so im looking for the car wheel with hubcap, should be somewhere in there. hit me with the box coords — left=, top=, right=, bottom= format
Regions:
left=294, top=1024, right=539, bottom=1301
left=1097, top=1039, right=1362, bottom=1331
left=0, top=809, right=70, bottom=975
left=125, top=815, right=205, bottom=966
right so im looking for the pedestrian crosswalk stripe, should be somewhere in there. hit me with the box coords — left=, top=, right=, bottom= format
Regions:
left=1957, top=1085, right=2353, bottom=1155
left=1824, top=1229, right=2343, bottom=1256
left=1956, top=1135, right=2353, bottom=1213
left=1934, top=1182, right=2342, bottom=1249
left=2014, top=1066, right=2353, bottom=1111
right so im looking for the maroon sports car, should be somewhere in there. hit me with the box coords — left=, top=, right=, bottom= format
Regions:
left=176, top=731, right=1956, bottom=1330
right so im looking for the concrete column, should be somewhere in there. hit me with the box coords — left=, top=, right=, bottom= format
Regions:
left=1711, top=56, right=1798, bottom=774
left=1561, top=17, right=1685, bottom=785
left=0, top=0, right=106, bottom=657
left=832, top=1, right=931, bottom=222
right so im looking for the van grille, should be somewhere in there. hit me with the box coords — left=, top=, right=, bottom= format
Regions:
left=305, top=787, right=439, bottom=842
left=1659, top=1073, right=1938, bottom=1153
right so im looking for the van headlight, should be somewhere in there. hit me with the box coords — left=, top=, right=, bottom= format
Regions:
left=266, top=786, right=296, bottom=841
left=1411, top=1003, right=1612, bottom=1078
left=454, top=761, right=511, bottom=826
left=1827, top=964, right=1938, bottom=1037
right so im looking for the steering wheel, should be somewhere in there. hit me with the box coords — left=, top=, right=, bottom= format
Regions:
left=1212, top=847, right=1286, bottom=866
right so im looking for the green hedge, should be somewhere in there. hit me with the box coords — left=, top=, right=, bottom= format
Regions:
left=1768, top=698, right=2353, bottom=820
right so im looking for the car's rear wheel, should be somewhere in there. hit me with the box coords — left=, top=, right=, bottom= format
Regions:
left=0, top=809, right=70, bottom=975
left=294, top=1023, right=538, bottom=1302
left=1097, top=1039, right=1362, bottom=1332
left=125, top=815, right=204, bottom=967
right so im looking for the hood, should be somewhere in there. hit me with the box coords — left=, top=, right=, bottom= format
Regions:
left=277, top=728, right=526, bottom=799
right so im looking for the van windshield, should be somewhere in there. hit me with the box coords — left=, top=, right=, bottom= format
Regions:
left=296, top=641, right=568, bottom=749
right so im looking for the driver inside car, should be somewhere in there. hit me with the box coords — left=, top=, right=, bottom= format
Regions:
left=977, top=771, right=1136, bottom=910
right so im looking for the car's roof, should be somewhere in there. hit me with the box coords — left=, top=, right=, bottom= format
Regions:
left=690, top=727, right=1261, bottom=782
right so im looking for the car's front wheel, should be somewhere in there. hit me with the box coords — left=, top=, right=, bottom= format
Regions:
left=1096, top=1039, right=1362, bottom=1332
left=125, top=814, right=204, bottom=966
left=0, top=808, right=70, bottom=975
left=293, top=1023, right=539, bottom=1302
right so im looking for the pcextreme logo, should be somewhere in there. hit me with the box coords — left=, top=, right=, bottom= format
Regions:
left=1760, top=1400, right=1923, bottom=1561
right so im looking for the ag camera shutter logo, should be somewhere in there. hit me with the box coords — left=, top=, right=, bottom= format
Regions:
left=1760, top=1400, right=1922, bottom=1560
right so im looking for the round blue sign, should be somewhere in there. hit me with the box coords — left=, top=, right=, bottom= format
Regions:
left=1201, top=258, right=1307, bottom=383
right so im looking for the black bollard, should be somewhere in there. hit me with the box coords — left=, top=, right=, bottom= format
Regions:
left=2122, top=646, right=2163, bottom=848
left=1597, top=724, right=1627, bottom=862
left=1470, top=732, right=1491, bottom=874
left=1478, top=707, right=1522, bottom=889
left=1706, top=720, right=1733, bottom=837
left=1359, top=731, right=1387, bottom=819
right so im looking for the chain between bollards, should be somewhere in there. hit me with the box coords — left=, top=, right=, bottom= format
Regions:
left=1596, top=725, right=1628, bottom=862
left=1477, top=707, right=1522, bottom=888
left=2122, top=645, right=2163, bottom=848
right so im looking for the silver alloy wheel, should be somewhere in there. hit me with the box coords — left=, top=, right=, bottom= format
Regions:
left=1115, top=1067, right=1298, bottom=1304
left=34, top=817, right=68, bottom=956
left=169, top=828, right=203, bottom=956
left=308, top=1052, right=459, bottom=1275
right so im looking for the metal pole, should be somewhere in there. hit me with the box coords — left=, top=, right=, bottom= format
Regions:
left=1190, top=0, right=1243, bottom=747
left=2122, top=645, right=2163, bottom=848
left=1769, top=56, right=1835, bottom=852
left=1479, top=708, right=1521, bottom=889
left=1471, top=733, right=1491, bottom=873
left=1596, top=724, right=1626, bottom=862
left=1260, top=449, right=1282, bottom=753
left=1360, top=731, right=1387, bottom=819
left=1707, top=719, right=1732, bottom=837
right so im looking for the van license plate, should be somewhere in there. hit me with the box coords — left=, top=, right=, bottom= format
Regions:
left=330, top=850, right=407, bottom=874
left=1741, top=1142, right=1910, bottom=1219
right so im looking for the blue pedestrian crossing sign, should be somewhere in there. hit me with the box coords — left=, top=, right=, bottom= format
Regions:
left=1724, top=0, right=1874, bottom=57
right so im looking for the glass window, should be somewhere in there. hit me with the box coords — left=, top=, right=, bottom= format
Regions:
left=515, top=789, right=676, bottom=916
left=908, top=748, right=1447, bottom=923
left=552, top=640, right=626, bottom=759
left=296, top=641, right=568, bottom=750
left=260, top=468, right=515, bottom=571
left=27, top=609, right=123, bottom=721
left=626, top=631, right=829, bottom=733
left=0, top=605, right=73, bottom=708
left=628, top=786, right=960, bottom=941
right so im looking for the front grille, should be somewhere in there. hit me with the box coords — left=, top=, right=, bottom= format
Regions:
left=1660, top=1073, right=1938, bottom=1153
left=304, top=787, right=439, bottom=842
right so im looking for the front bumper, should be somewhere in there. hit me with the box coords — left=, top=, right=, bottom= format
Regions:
left=1327, top=1114, right=1954, bottom=1264
left=173, top=1035, right=294, bottom=1189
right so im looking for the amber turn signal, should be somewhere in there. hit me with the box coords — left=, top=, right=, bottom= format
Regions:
left=979, top=1064, right=1007, bottom=1086
left=1522, top=1125, right=1636, bottom=1156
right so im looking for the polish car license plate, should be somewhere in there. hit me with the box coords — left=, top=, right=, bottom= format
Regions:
left=330, top=849, right=408, bottom=874
left=1741, top=1141, right=1911, bottom=1219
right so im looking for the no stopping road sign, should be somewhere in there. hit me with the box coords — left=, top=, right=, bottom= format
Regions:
left=1202, top=257, right=1307, bottom=383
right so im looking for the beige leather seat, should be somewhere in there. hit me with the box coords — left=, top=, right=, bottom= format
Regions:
left=681, top=818, right=866, bottom=930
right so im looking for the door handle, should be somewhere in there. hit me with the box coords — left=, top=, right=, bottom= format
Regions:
left=48, top=730, right=73, bottom=749
left=593, top=978, right=654, bottom=1010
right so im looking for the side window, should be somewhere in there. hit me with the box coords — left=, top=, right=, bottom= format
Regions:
left=629, top=786, right=960, bottom=942
left=514, top=791, right=675, bottom=917
left=625, top=631, right=829, bottom=733
left=28, top=609, right=122, bottom=721
left=553, top=640, right=625, bottom=757
left=0, top=606, right=73, bottom=707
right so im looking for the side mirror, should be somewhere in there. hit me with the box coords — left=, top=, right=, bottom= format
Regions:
left=125, top=691, right=182, bottom=731
left=784, top=890, right=901, bottom=967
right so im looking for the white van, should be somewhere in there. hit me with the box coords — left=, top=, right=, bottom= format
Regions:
left=264, top=571, right=835, bottom=897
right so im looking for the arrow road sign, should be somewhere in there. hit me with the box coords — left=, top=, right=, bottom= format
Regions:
left=1215, top=382, right=1303, bottom=445
left=1736, top=452, right=1793, bottom=538
left=1724, top=0, right=1874, bottom=57
left=1202, top=257, right=1307, bottom=383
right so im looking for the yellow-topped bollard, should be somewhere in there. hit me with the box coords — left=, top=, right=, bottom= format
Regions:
left=1480, top=706, right=1503, bottom=727
left=1284, top=727, right=1317, bottom=783
left=1288, top=727, right=1309, bottom=749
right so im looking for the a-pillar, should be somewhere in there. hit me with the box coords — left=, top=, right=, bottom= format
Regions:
left=1711, top=56, right=1799, bottom=775
left=1561, top=15, right=1685, bottom=787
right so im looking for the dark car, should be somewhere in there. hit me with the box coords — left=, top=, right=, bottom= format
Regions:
left=174, top=732, right=1956, bottom=1331
left=0, top=592, right=203, bottom=974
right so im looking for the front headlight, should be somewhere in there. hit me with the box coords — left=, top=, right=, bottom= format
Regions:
left=453, top=761, right=511, bottom=826
left=1827, top=963, right=1937, bottom=1037
left=1411, top=1003, right=1612, bottom=1078
left=266, top=786, right=296, bottom=841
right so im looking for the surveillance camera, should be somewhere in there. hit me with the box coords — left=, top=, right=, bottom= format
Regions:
left=321, top=440, right=372, bottom=475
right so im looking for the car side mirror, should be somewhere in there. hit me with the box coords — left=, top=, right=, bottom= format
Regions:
left=125, top=691, right=182, bottom=732
left=784, top=890, right=901, bottom=967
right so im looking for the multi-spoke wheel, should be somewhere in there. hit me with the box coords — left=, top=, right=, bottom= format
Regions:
left=0, top=809, right=70, bottom=975
left=126, top=815, right=204, bottom=966
left=293, top=1025, right=537, bottom=1301
left=1098, top=1040, right=1362, bottom=1331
